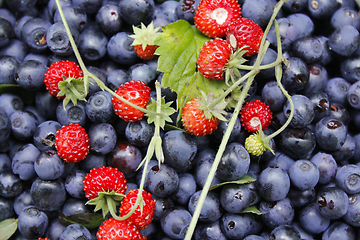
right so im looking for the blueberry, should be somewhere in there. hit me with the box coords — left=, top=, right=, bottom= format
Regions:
left=279, top=126, right=316, bottom=159
left=331, top=7, right=360, bottom=30
left=310, top=151, right=337, bottom=185
left=257, top=166, right=290, bottom=201
left=45, top=217, right=67, bottom=240
left=125, top=119, right=155, bottom=148
left=301, top=65, right=329, bottom=97
left=316, top=186, right=349, bottom=219
left=88, top=122, right=117, bottom=155
left=0, top=18, right=13, bottom=48
left=288, top=159, right=319, bottom=191
left=107, top=69, right=129, bottom=91
left=307, top=0, right=340, bottom=19
left=283, top=94, right=315, bottom=128
left=146, top=163, right=179, bottom=197
left=259, top=197, right=294, bottom=229
left=17, top=206, right=49, bottom=239
left=0, top=39, right=28, bottom=64
left=283, top=0, right=307, bottom=13
left=72, top=0, right=103, bottom=14
left=331, top=134, right=355, bottom=163
left=267, top=17, right=298, bottom=50
left=56, top=100, right=87, bottom=127
left=324, top=77, right=351, bottom=106
left=30, top=177, right=67, bottom=211
left=0, top=196, right=14, bottom=221
left=107, top=142, right=142, bottom=178
left=0, top=55, right=18, bottom=84
left=315, top=116, right=347, bottom=151
left=87, top=66, right=108, bottom=96
left=194, top=220, right=227, bottom=240
left=335, top=164, right=360, bottom=194
left=33, top=120, right=61, bottom=151
left=96, top=4, right=122, bottom=36
left=128, top=63, right=157, bottom=85
left=287, top=187, right=315, bottom=208
left=194, top=156, right=222, bottom=188
left=269, top=225, right=301, bottom=240
left=176, top=0, right=200, bottom=24
left=5, top=0, right=37, bottom=14
left=78, top=153, right=107, bottom=173
left=308, top=91, right=330, bottom=122
left=162, top=130, right=197, bottom=173
left=0, top=170, right=23, bottom=197
left=152, top=195, right=174, bottom=221
left=107, top=31, right=138, bottom=65
left=188, top=190, right=222, bottom=223
left=328, top=25, right=359, bottom=57
left=220, top=213, right=263, bottom=239
left=287, top=13, right=314, bottom=39
left=35, top=150, right=65, bottom=180
left=329, top=103, right=350, bottom=125
left=21, top=18, right=51, bottom=52
left=0, top=153, right=11, bottom=173
left=12, top=143, right=40, bottom=181
left=241, top=0, right=278, bottom=28
left=281, top=57, right=309, bottom=92
left=0, top=108, right=11, bottom=143
left=160, top=208, right=192, bottom=239
left=53, top=5, right=87, bottom=32
left=14, top=60, right=46, bottom=90
left=13, top=189, right=33, bottom=216
left=265, top=151, right=295, bottom=173
left=14, top=15, right=33, bottom=40
left=10, top=110, right=39, bottom=141
left=261, top=81, right=287, bottom=112
left=171, top=172, right=197, bottom=205
left=62, top=198, right=91, bottom=216
left=343, top=193, right=360, bottom=227
left=119, top=0, right=155, bottom=26
left=322, top=222, right=356, bottom=240
left=210, top=112, right=241, bottom=144
left=64, top=170, right=86, bottom=199
left=220, top=183, right=253, bottom=214
left=78, top=24, right=108, bottom=61
left=59, top=224, right=92, bottom=240
left=47, top=21, right=79, bottom=56
left=216, top=142, right=250, bottom=181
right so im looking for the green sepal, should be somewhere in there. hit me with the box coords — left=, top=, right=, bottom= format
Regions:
left=209, top=175, right=256, bottom=191
left=57, top=76, right=86, bottom=109
left=224, top=46, right=249, bottom=86
left=197, top=90, right=228, bottom=122
left=86, top=191, right=125, bottom=218
left=0, top=218, right=17, bottom=240
left=59, top=213, right=104, bottom=230
left=129, top=22, right=160, bottom=50
left=146, top=97, right=176, bottom=129
left=241, top=206, right=264, bottom=215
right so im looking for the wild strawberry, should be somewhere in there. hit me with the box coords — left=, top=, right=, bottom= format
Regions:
left=83, top=166, right=128, bottom=200
left=35, top=238, right=51, bottom=240
left=197, top=38, right=232, bottom=81
left=44, top=60, right=83, bottom=98
left=182, top=93, right=227, bottom=137
left=119, top=189, right=156, bottom=230
left=129, top=22, right=160, bottom=60
left=97, top=218, right=146, bottom=240
left=55, top=123, right=89, bottom=163
left=112, top=80, right=151, bottom=122
left=194, top=0, right=242, bottom=38
left=240, top=99, right=272, bottom=133
left=226, top=17, right=264, bottom=57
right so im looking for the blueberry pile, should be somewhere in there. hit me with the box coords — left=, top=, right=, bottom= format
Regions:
left=1, top=0, right=360, bottom=239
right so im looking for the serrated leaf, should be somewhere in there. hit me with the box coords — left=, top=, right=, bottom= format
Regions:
left=155, top=20, right=228, bottom=114
left=0, top=218, right=18, bottom=240
left=241, top=206, right=264, bottom=215
left=209, top=175, right=256, bottom=191
left=59, top=213, right=103, bottom=230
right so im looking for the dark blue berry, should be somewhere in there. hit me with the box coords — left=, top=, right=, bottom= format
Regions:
left=328, top=25, right=359, bottom=57
left=269, top=224, right=301, bottom=240
left=47, top=22, right=79, bottom=56
left=64, top=170, right=86, bottom=199
left=220, top=183, right=253, bottom=214
left=21, top=18, right=51, bottom=52
left=119, top=0, right=155, bottom=26
left=256, top=166, right=290, bottom=201
left=259, top=197, right=294, bottom=229
left=13, top=189, right=33, bottom=216
left=35, top=150, right=65, bottom=180
left=12, top=143, right=40, bottom=181
left=288, top=159, right=319, bottom=191
left=0, top=39, right=28, bottom=63
left=59, top=223, right=92, bottom=240
left=53, top=5, right=88, bottom=32
left=315, top=116, right=347, bottom=151
left=316, top=186, right=349, bottom=219
left=331, top=7, right=360, bottom=30
left=107, top=31, right=138, bottom=65
left=0, top=196, right=14, bottom=221
left=78, top=24, right=108, bottom=61
left=281, top=57, right=309, bottom=92
left=324, top=77, right=351, bottom=106
left=88, top=122, right=117, bottom=155
left=194, top=220, right=227, bottom=240
left=160, top=208, right=192, bottom=239
left=335, top=164, right=360, bottom=195
left=283, top=94, right=315, bottom=128
left=146, top=163, right=179, bottom=197
left=322, top=222, right=356, bottom=240
left=56, top=100, right=87, bottom=127
left=220, top=213, right=263, bottom=239
left=310, top=151, right=337, bottom=185
left=0, top=170, right=23, bottom=197
left=171, top=172, right=197, bottom=205
left=72, top=0, right=103, bottom=14
left=0, top=55, right=18, bottom=84
left=96, top=4, right=122, bottom=36
left=33, top=120, right=61, bottom=151
left=17, top=206, right=48, bottom=238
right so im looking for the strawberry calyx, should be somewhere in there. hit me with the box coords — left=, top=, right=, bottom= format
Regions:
left=57, top=76, right=86, bottom=108
left=86, top=190, right=126, bottom=218
left=224, top=46, right=249, bottom=85
left=197, top=90, right=228, bottom=122
left=129, top=22, right=160, bottom=51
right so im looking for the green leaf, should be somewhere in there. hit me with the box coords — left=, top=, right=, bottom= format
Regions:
left=155, top=20, right=228, bottom=114
left=209, top=175, right=256, bottom=191
left=0, top=218, right=18, bottom=240
left=0, top=84, right=36, bottom=105
left=59, top=213, right=104, bottom=230
left=241, top=206, right=264, bottom=215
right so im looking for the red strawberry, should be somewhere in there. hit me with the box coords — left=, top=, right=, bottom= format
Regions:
left=35, top=238, right=51, bottom=240
left=197, top=38, right=232, bottom=81
left=226, top=17, right=264, bottom=57
left=240, top=99, right=273, bottom=133
left=112, top=80, right=151, bottom=122
left=97, top=218, right=146, bottom=240
left=182, top=98, right=221, bottom=136
left=133, top=44, right=159, bottom=61
left=129, top=22, right=160, bottom=60
left=55, top=123, right=90, bottom=163
left=194, top=0, right=242, bottom=38
left=44, top=60, right=83, bottom=98
left=119, top=189, right=156, bottom=230
left=83, top=166, right=128, bottom=200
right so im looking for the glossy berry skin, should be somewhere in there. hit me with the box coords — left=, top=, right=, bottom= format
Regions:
left=259, top=198, right=294, bottom=229
left=56, top=100, right=88, bottom=127
left=83, top=166, right=127, bottom=200
left=316, top=187, right=349, bottom=220
left=112, top=80, right=151, bottom=122
left=194, top=220, right=227, bottom=240
left=220, top=184, right=252, bottom=214
left=343, top=193, right=360, bottom=227
left=298, top=202, right=330, bottom=234
left=182, top=98, right=220, bottom=136
left=315, top=116, right=347, bottom=151
left=97, top=218, right=146, bottom=240
left=310, top=151, right=337, bottom=185
left=12, top=143, right=40, bottom=181
left=21, top=18, right=51, bottom=52
left=161, top=208, right=193, bottom=239
left=194, top=0, right=241, bottom=38
left=107, top=32, right=138, bottom=66
left=125, top=119, right=154, bottom=147
left=188, top=190, right=222, bottom=223
left=288, top=159, right=319, bottom=191
left=328, top=25, right=359, bottom=57
left=10, top=110, right=39, bottom=141
left=47, top=22, right=79, bottom=56
left=240, top=99, right=272, bottom=133
left=335, top=164, right=360, bottom=194
left=44, top=60, right=83, bottom=98
left=14, top=60, right=47, bottom=91
left=96, top=4, right=122, bottom=36
left=226, top=17, right=264, bottom=57
left=0, top=170, right=23, bottom=198
left=55, top=123, right=90, bottom=163
left=197, top=38, right=231, bottom=81
left=34, top=150, right=65, bottom=180
left=88, top=122, right=117, bottom=155
left=269, top=225, right=301, bottom=240
left=220, top=213, right=263, bottom=239
left=18, top=206, right=49, bottom=239
left=78, top=24, right=108, bottom=61
left=322, top=222, right=356, bottom=240
left=33, top=120, right=61, bottom=151
left=59, top=224, right=92, bottom=240
left=146, top=164, right=179, bottom=197
left=119, top=189, right=156, bottom=229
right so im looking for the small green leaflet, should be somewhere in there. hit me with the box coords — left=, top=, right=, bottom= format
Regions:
left=59, top=213, right=103, bottom=230
left=0, top=218, right=18, bottom=240
left=155, top=20, right=229, bottom=116
left=209, top=175, right=256, bottom=191
left=241, top=206, right=264, bottom=215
